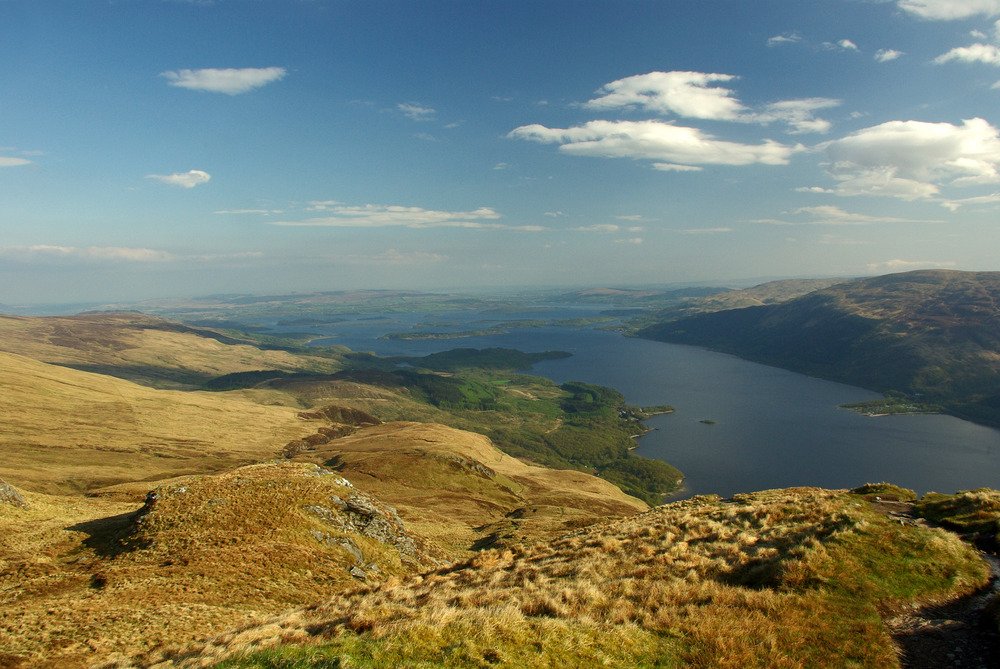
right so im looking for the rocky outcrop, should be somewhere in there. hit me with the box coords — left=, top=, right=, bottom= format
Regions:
left=0, top=477, right=27, bottom=508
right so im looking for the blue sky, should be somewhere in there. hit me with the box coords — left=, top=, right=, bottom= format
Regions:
left=3, top=0, right=1000, bottom=304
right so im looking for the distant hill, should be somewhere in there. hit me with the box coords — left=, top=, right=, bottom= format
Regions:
left=638, top=270, right=1000, bottom=425
left=0, top=312, right=342, bottom=388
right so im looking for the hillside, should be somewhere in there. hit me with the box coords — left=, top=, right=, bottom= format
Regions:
left=0, top=351, right=322, bottom=494
left=638, top=270, right=1000, bottom=425
left=98, top=486, right=992, bottom=669
left=0, top=312, right=342, bottom=389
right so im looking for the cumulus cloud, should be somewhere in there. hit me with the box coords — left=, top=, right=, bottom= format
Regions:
left=814, top=117, right=1000, bottom=199
left=755, top=205, right=944, bottom=225
left=576, top=71, right=839, bottom=133
left=161, top=67, right=286, bottom=94
left=0, top=156, right=31, bottom=167
left=146, top=169, right=211, bottom=188
left=934, top=43, right=1000, bottom=65
left=398, top=102, right=436, bottom=120
left=896, top=0, right=1000, bottom=19
left=583, top=71, right=749, bottom=121
left=757, top=98, right=841, bottom=134
left=509, top=120, right=804, bottom=169
left=867, top=258, right=956, bottom=272
left=875, top=49, right=905, bottom=62
left=268, top=204, right=542, bottom=231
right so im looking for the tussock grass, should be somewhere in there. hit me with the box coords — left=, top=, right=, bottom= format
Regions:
left=116, top=488, right=988, bottom=668
left=916, top=488, right=1000, bottom=546
left=0, top=351, right=326, bottom=494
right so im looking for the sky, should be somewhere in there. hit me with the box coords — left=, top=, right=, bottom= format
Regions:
left=3, top=0, right=1000, bottom=304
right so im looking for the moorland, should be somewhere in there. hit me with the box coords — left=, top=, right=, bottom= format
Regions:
left=2, top=273, right=1000, bottom=668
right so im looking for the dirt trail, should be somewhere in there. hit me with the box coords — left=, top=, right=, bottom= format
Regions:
left=873, top=500, right=1000, bottom=669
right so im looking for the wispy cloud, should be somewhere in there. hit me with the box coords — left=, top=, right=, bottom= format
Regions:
left=146, top=169, right=211, bottom=188
left=571, top=224, right=620, bottom=233
left=934, top=42, right=1000, bottom=65
left=510, top=120, right=804, bottom=170
left=0, top=156, right=31, bottom=167
left=896, top=0, right=1000, bottom=20
left=214, top=209, right=283, bottom=215
left=867, top=258, right=956, bottom=272
left=398, top=102, right=436, bottom=121
left=677, top=227, right=734, bottom=234
left=767, top=32, right=803, bottom=47
left=572, top=71, right=839, bottom=134
left=161, top=67, right=286, bottom=94
left=613, top=237, right=644, bottom=244
left=824, top=39, right=859, bottom=51
left=753, top=205, right=944, bottom=225
left=875, top=48, right=905, bottom=62
left=268, top=204, right=543, bottom=231
left=339, top=249, right=446, bottom=265
left=0, top=245, right=264, bottom=264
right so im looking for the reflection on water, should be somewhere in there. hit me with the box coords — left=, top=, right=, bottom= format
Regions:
left=293, top=306, right=1000, bottom=498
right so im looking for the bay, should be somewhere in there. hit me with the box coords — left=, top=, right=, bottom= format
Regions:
left=297, top=306, right=1000, bottom=499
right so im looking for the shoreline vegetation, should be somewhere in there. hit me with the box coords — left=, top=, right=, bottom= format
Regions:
left=203, top=346, right=683, bottom=505
left=839, top=393, right=944, bottom=418
left=381, top=316, right=618, bottom=341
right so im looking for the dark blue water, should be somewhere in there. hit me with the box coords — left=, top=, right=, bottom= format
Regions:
left=292, top=307, right=1000, bottom=498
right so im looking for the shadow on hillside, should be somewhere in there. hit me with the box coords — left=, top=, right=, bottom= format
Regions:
left=67, top=511, right=145, bottom=558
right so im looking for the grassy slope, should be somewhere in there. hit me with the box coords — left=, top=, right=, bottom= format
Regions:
left=0, top=351, right=325, bottom=494
left=287, top=421, right=648, bottom=553
left=637, top=270, right=1000, bottom=425
left=0, top=313, right=342, bottom=389
left=107, top=488, right=990, bottom=669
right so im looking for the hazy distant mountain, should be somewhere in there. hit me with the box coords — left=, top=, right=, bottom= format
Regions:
left=638, top=270, right=1000, bottom=425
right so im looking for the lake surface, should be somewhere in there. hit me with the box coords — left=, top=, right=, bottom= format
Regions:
left=291, top=306, right=1000, bottom=498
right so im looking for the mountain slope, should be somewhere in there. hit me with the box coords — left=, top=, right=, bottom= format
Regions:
left=0, top=312, right=342, bottom=388
left=0, top=351, right=320, bottom=493
left=638, top=270, right=1000, bottom=425
left=104, top=487, right=990, bottom=669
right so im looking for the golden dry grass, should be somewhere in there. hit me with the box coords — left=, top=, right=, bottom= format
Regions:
left=0, top=313, right=340, bottom=389
left=288, top=421, right=648, bottom=553
left=107, top=488, right=989, bottom=669
left=0, top=351, right=327, bottom=494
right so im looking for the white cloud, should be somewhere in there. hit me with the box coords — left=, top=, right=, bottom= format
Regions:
left=214, top=209, right=283, bottom=215
left=0, top=156, right=31, bottom=167
left=577, top=72, right=838, bottom=133
left=572, top=224, right=620, bottom=233
left=340, top=249, right=446, bottom=265
left=0, top=245, right=176, bottom=262
left=816, top=117, right=1000, bottom=199
left=161, top=67, right=286, bottom=94
left=767, top=32, right=803, bottom=46
left=268, top=204, right=542, bottom=231
left=940, top=192, right=1000, bottom=209
left=824, top=39, right=859, bottom=51
left=583, top=71, right=748, bottom=121
left=510, top=120, right=804, bottom=169
left=867, top=259, right=956, bottom=272
left=934, top=43, right=1000, bottom=65
left=677, top=227, right=734, bottom=234
left=493, top=162, right=510, bottom=170
left=544, top=211, right=566, bottom=217
left=761, top=205, right=944, bottom=225
left=615, top=214, right=652, bottom=221
left=398, top=102, right=436, bottom=120
left=653, top=163, right=704, bottom=172
left=146, top=169, right=211, bottom=188
left=896, top=0, right=1000, bottom=19
left=614, top=237, right=644, bottom=244
left=875, top=49, right=905, bottom=62
left=757, top=98, right=840, bottom=134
